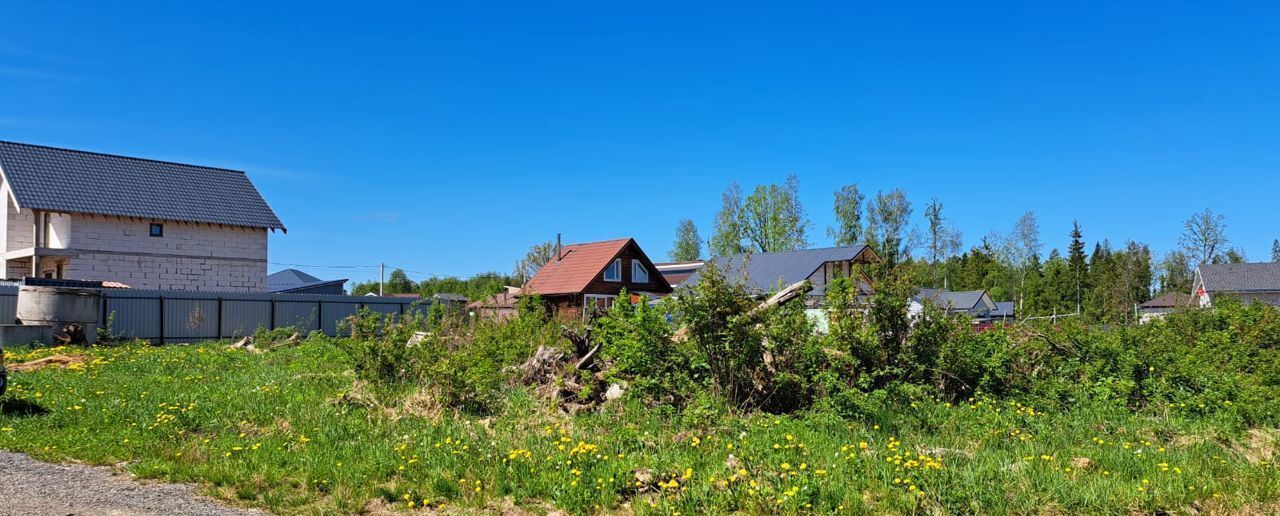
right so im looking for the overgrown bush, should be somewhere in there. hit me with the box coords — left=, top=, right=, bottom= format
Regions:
left=336, top=297, right=566, bottom=415
left=594, top=290, right=694, bottom=404
left=334, top=263, right=1280, bottom=425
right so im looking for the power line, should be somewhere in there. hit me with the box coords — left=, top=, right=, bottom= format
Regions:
left=268, top=262, right=380, bottom=270
left=270, top=262, right=506, bottom=281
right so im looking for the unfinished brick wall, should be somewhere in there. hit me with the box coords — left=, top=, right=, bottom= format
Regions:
left=61, top=216, right=270, bottom=292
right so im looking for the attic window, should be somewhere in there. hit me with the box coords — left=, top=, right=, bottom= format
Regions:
left=149, top=223, right=164, bottom=237
left=604, top=259, right=621, bottom=282
left=632, top=261, right=649, bottom=283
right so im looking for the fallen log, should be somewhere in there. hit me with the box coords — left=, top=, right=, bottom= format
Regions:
left=748, top=280, right=813, bottom=318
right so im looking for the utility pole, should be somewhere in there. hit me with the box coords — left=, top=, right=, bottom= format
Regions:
left=379, top=262, right=385, bottom=297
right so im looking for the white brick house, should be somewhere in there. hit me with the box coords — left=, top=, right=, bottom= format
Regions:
left=0, top=141, right=285, bottom=291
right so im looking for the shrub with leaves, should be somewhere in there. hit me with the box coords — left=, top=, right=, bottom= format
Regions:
left=594, top=290, right=694, bottom=404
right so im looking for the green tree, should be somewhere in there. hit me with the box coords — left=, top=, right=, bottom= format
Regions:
left=865, top=188, right=912, bottom=272
left=1040, top=250, right=1074, bottom=315
left=739, top=175, right=810, bottom=253
left=669, top=219, right=703, bottom=261
left=1067, top=221, right=1088, bottom=313
left=921, top=197, right=961, bottom=288
left=1156, top=251, right=1193, bottom=295
left=924, top=197, right=962, bottom=262
left=1220, top=248, right=1247, bottom=264
left=1273, top=239, right=1280, bottom=263
left=417, top=271, right=517, bottom=300
left=709, top=182, right=745, bottom=257
left=1179, top=208, right=1229, bottom=266
left=384, top=269, right=415, bottom=294
left=513, top=240, right=556, bottom=283
left=828, top=183, right=865, bottom=246
left=1007, top=211, right=1042, bottom=310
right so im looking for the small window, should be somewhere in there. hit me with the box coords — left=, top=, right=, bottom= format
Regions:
left=632, top=261, right=649, bottom=283
left=149, top=223, right=164, bottom=237
left=603, top=258, right=621, bottom=281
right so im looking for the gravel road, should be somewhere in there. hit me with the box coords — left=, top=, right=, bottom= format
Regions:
left=0, top=451, right=264, bottom=516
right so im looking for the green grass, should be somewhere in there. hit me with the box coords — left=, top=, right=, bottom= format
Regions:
left=1, top=339, right=1277, bottom=515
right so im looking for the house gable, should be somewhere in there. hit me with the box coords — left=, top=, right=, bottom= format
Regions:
left=578, top=239, right=673, bottom=297
left=522, top=238, right=673, bottom=299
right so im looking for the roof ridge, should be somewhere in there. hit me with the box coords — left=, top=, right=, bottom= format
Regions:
left=724, top=244, right=868, bottom=258
left=563, top=237, right=632, bottom=247
left=0, top=140, right=249, bottom=176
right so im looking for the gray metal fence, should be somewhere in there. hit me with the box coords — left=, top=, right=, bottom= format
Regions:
left=0, top=286, right=421, bottom=343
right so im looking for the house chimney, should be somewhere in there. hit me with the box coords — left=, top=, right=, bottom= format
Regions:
left=556, top=233, right=562, bottom=261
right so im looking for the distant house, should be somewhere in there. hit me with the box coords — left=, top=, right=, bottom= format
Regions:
left=1138, top=292, right=1192, bottom=323
left=0, top=141, right=285, bottom=291
left=654, top=261, right=704, bottom=288
left=909, top=288, right=998, bottom=322
left=520, top=237, right=673, bottom=318
left=431, top=293, right=469, bottom=307
left=467, top=286, right=521, bottom=320
left=1192, top=262, right=1280, bottom=308
left=990, top=301, right=1017, bottom=323
left=683, top=245, right=879, bottom=306
left=268, top=269, right=348, bottom=295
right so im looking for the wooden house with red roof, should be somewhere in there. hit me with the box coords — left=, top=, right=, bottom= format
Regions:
left=520, top=237, right=673, bottom=318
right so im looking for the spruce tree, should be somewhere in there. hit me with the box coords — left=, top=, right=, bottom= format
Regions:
left=1272, top=239, right=1280, bottom=263
left=1067, top=221, right=1088, bottom=313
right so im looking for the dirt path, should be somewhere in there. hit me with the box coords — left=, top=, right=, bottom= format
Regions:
left=0, top=451, right=264, bottom=516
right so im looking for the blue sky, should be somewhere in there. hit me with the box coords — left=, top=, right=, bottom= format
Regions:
left=1, top=2, right=1277, bottom=284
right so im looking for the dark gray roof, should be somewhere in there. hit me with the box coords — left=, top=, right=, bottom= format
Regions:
left=991, top=301, right=1016, bottom=317
left=915, top=288, right=989, bottom=311
left=1198, top=262, right=1280, bottom=293
left=432, top=293, right=469, bottom=302
left=268, top=268, right=347, bottom=293
left=1140, top=292, right=1192, bottom=308
left=685, top=245, right=872, bottom=296
left=0, top=141, right=285, bottom=230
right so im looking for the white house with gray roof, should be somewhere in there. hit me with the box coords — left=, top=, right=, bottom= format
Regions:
left=909, top=288, right=998, bottom=322
left=0, top=141, right=285, bottom=291
left=1192, top=262, right=1280, bottom=308
left=684, top=245, right=880, bottom=306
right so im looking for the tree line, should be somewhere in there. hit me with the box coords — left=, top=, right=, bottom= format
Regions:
left=664, top=178, right=1271, bottom=323
left=350, top=270, right=517, bottom=301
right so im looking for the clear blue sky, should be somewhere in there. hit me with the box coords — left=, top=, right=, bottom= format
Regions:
left=2, top=2, right=1277, bottom=284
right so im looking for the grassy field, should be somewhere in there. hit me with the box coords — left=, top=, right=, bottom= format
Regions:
left=0, top=338, right=1277, bottom=515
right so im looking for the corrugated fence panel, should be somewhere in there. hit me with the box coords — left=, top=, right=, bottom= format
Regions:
left=221, top=300, right=271, bottom=338
left=0, top=288, right=17, bottom=324
left=164, top=298, right=220, bottom=341
left=21, top=289, right=420, bottom=342
left=275, top=301, right=320, bottom=333
left=365, top=302, right=404, bottom=317
left=106, top=297, right=162, bottom=340
left=320, top=302, right=359, bottom=335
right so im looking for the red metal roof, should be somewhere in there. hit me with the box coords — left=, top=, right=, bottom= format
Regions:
left=522, top=238, right=633, bottom=296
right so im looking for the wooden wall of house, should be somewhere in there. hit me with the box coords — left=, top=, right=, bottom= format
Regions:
left=578, top=242, right=671, bottom=297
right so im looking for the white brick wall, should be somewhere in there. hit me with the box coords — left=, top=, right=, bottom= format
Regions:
left=5, top=195, right=33, bottom=252
left=67, top=216, right=267, bottom=260
left=65, top=252, right=267, bottom=291
left=60, top=216, right=269, bottom=291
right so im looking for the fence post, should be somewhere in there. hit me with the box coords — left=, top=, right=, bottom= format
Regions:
left=158, top=294, right=165, bottom=344
left=100, top=289, right=108, bottom=328
left=315, top=301, right=323, bottom=334
left=216, top=297, right=223, bottom=340
left=269, top=297, right=276, bottom=330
